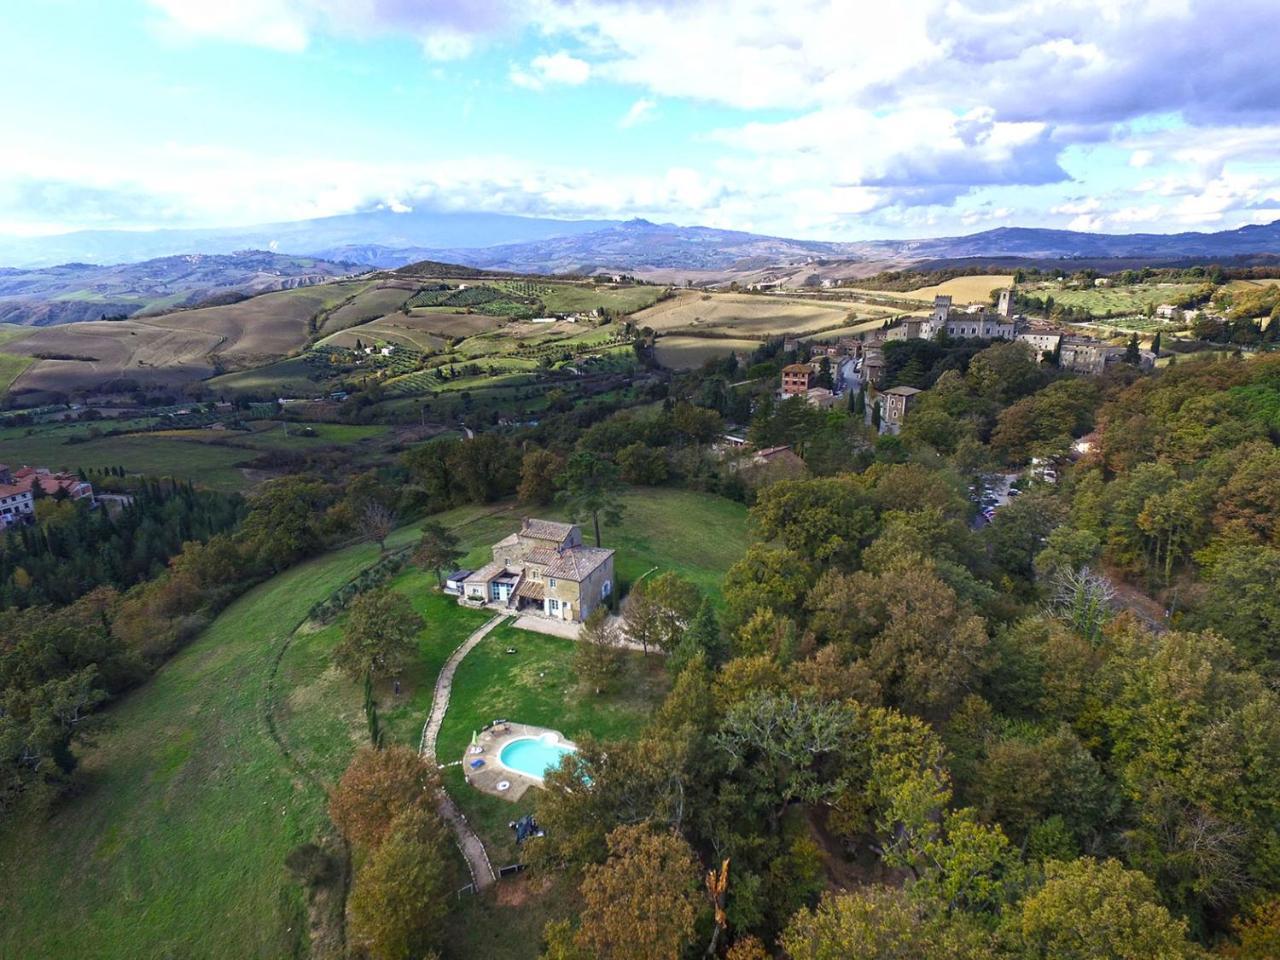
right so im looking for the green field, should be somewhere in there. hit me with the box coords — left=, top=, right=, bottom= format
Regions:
left=316, top=284, right=415, bottom=335
left=1028, top=280, right=1205, bottom=316
left=490, top=280, right=665, bottom=316
left=280, top=571, right=494, bottom=780
left=0, top=351, right=33, bottom=389
left=0, top=489, right=748, bottom=958
left=0, top=419, right=393, bottom=490
left=437, top=625, right=669, bottom=864
left=0, top=431, right=252, bottom=490
left=0, top=526, right=416, bottom=959
left=206, top=355, right=328, bottom=396
left=446, top=488, right=751, bottom=600
left=144, top=420, right=390, bottom=452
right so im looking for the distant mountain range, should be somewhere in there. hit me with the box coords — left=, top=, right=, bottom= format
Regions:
left=0, top=251, right=356, bottom=326
left=0, top=210, right=618, bottom=270
left=2, top=211, right=1280, bottom=320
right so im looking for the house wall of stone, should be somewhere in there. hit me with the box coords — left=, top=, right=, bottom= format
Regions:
left=545, top=556, right=615, bottom=622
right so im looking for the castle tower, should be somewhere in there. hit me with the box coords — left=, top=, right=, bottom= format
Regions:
left=931, top=295, right=952, bottom=324
left=997, top=288, right=1013, bottom=318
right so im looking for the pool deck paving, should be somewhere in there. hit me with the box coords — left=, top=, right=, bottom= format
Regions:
left=460, top=722, right=578, bottom=802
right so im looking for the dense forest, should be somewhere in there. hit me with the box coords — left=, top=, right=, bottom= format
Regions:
left=4, top=340, right=1280, bottom=958
left=0, top=479, right=246, bottom=608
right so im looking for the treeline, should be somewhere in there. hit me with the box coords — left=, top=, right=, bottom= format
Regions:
left=1066, top=354, right=1280, bottom=653
left=523, top=455, right=1246, bottom=954
left=508, top=353, right=1280, bottom=956
left=0, top=472, right=403, bottom=820
left=0, top=480, right=246, bottom=609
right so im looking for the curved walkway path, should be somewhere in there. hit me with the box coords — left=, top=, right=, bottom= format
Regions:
left=420, top=613, right=506, bottom=890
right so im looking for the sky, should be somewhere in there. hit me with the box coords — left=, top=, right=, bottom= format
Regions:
left=2, top=0, right=1280, bottom=241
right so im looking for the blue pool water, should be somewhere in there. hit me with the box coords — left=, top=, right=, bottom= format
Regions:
left=499, top=734, right=575, bottom=779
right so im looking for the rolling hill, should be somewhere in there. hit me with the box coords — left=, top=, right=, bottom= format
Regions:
left=0, top=251, right=360, bottom=326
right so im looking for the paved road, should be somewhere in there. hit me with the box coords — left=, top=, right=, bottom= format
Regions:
left=420, top=613, right=505, bottom=890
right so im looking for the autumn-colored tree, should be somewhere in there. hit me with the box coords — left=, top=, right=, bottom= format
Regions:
left=724, top=936, right=770, bottom=960
left=1018, top=858, right=1202, bottom=960
left=539, top=920, right=589, bottom=960
left=750, top=475, right=880, bottom=568
left=808, top=557, right=990, bottom=718
left=332, top=588, right=423, bottom=681
left=347, top=805, right=452, bottom=960
left=575, top=824, right=702, bottom=960
left=621, top=583, right=662, bottom=655
left=1220, top=896, right=1280, bottom=959
left=518, top=449, right=565, bottom=506
left=328, top=745, right=439, bottom=849
left=722, top=544, right=816, bottom=630
left=358, top=500, right=396, bottom=552
left=411, top=521, right=462, bottom=587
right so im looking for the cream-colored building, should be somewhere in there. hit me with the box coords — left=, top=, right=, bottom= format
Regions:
left=461, top=519, right=614, bottom=623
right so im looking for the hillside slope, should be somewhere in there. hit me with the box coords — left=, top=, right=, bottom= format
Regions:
left=0, top=251, right=359, bottom=326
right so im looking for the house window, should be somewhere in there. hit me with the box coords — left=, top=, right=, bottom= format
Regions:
left=601, top=580, right=612, bottom=600
left=548, top=578, right=557, bottom=588
left=549, top=599, right=560, bottom=612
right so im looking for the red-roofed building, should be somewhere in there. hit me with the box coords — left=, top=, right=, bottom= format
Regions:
left=0, top=464, right=95, bottom=528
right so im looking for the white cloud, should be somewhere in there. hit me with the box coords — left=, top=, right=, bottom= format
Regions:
left=618, top=98, right=656, bottom=129
left=148, top=0, right=310, bottom=51
left=51, top=0, right=1280, bottom=238
left=1051, top=198, right=1102, bottom=216
left=510, top=51, right=591, bottom=90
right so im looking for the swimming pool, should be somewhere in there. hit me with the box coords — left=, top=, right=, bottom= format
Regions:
left=499, top=733, right=576, bottom=780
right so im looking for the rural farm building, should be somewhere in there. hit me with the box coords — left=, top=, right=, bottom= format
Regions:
left=461, top=519, right=614, bottom=623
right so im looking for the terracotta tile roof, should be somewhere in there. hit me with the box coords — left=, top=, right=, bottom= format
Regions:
left=545, top=546, right=613, bottom=582
left=520, top=518, right=576, bottom=543
left=515, top=580, right=545, bottom=601
left=524, top=547, right=560, bottom=566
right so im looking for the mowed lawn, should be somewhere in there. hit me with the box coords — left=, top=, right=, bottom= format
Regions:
left=0, top=491, right=748, bottom=959
left=448, top=487, right=751, bottom=600
left=275, top=570, right=494, bottom=783
left=437, top=624, right=669, bottom=868
left=0, top=529, right=421, bottom=960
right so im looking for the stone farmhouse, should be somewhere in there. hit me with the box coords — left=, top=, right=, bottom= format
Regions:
left=455, top=519, right=614, bottom=623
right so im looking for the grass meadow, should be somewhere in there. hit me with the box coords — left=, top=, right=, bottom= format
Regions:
left=0, top=430, right=252, bottom=490
left=0, top=490, right=749, bottom=959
